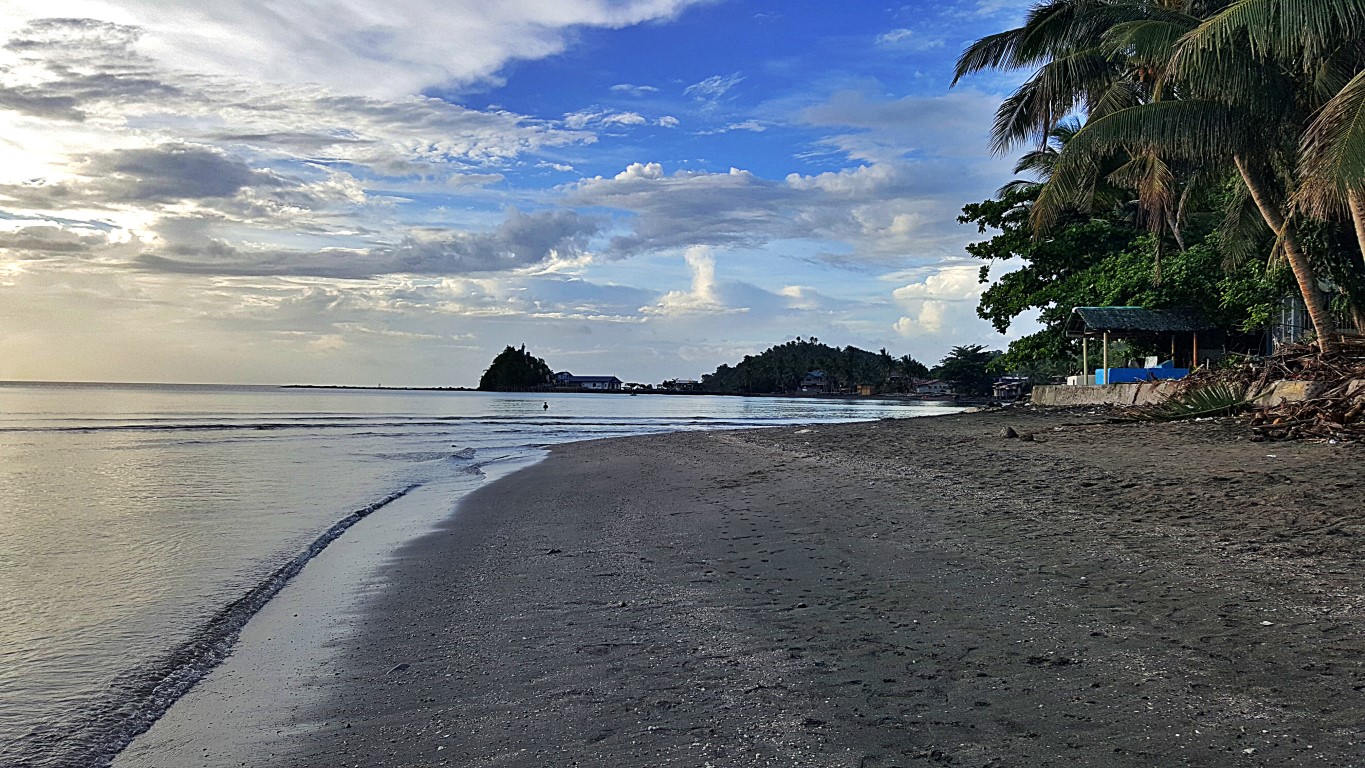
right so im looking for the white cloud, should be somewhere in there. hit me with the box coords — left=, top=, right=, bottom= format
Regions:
left=642, top=246, right=741, bottom=316
left=894, top=301, right=948, bottom=336
left=602, top=111, right=647, bottom=126
left=610, top=83, right=659, bottom=96
left=656, top=115, right=680, bottom=128
left=565, top=108, right=654, bottom=130
left=727, top=120, right=766, bottom=132
left=684, top=73, right=743, bottom=102
left=0, top=1, right=709, bottom=99
left=891, top=265, right=996, bottom=343
left=875, top=28, right=946, bottom=50
left=891, top=265, right=982, bottom=303
left=800, top=88, right=1006, bottom=162
left=779, top=285, right=829, bottom=311
left=614, top=162, right=666, bottom=181
left=698, top=119, right=767, bottom=135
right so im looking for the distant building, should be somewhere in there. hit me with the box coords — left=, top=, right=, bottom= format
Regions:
left=661, top=378, right=701, bottom=391
left=799, top=370, right=829, bottom=393
left=554, top=372, right=623, bottom=391
left=992, top=376, right=1029, bottom=402
left=913, top=379, right=952, bottom=396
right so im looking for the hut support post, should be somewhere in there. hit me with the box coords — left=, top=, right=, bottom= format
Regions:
left=1102, top=331, right=1110, bottom=385
left=1082, top=336, right=1089, bottom=385
left=1192, top=332, right=1199, bottom=370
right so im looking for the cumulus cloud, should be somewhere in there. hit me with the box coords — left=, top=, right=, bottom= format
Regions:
left=656, top=115, right=680, bottom=128
left=641, top=247, right=813, bottom=319
left=569, top=157, right=1000, bottom=266
left=642, top=247, right=731, bottom=315
left=891, top=265, right=988, bottom=340
left=602, top=111, right=647, bottom=126
left=891, top=264, right=982, bottom=303
left=614, top=162, right=666, bottom=181
left=894, top=302, right=948, bottom=336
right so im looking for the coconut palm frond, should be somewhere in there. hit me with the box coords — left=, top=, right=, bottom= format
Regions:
left=1168, top=33, right=1300, bottom=119
left=954, top=0, right=1103, bottom=83
left=988, top=49, right=1121, bottom=153
left=1088, top=77, right=1145, bottom=120
left=1176, top=0, right=1365, bottom=72
left=1297, top=69, right=1365, bottom=216
left=1030, top=100, right=1252, bottom=234
left=997, top=179, right=1044, bottom=198
left=1013, top=147, right=1057, bottom=177
left=1104, top=19, right=1197, bottom=69
left=1073, top=100, right=1253, bottom=161
left=1107, top=151, right=1176, bottom=225
left=954, top=28, right=1032, bottom=84
left=1131, top=382, right=1250, bottom=421
left=1219, top=182, right=1269, bottom=270
left=1031, top=150, right=1100, bottom=234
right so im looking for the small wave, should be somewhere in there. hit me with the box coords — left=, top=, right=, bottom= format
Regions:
left=5, top=484, right=421, bottom=768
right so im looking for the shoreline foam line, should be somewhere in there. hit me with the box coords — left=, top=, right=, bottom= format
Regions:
left=13, top=483, right=422, bottom=768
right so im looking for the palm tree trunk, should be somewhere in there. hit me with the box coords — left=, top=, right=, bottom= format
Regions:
left=1165, top=208, right=1186, bottom=253
left=1234, top=156, right=1336, bottom=353
left=1346, top=191, right=1365, bottom=334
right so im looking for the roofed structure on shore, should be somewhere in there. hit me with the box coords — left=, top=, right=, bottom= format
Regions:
left=1063, top=306, right=1218, bottom=338
left=1064, top=306, right=1220, bottom=385
left=554, top=373, right=623, bottom=390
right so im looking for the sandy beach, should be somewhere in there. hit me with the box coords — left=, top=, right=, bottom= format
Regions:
left=238, top=409, right=1362, bottom=766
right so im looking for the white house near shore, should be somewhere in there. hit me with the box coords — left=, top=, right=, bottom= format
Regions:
left=913, top=379, right=953, bottom=395
left=554, top=372, right=623, bottom=391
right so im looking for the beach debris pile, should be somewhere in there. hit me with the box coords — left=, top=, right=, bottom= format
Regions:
left=1181, top=337, right=1365, bottom=441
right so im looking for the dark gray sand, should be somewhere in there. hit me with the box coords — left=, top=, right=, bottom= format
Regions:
left=283, top=409, right=1365, bottom=767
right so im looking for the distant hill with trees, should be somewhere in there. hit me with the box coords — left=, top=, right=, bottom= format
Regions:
left=700, top=338, right=928, bottom=394
left=477, top=345, right=553, bottom=391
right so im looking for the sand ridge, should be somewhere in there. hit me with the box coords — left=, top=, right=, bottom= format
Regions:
left=282, top=409, right=1365, bottom=767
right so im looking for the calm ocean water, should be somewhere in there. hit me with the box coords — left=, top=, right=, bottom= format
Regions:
left=0, top=382, right=959, bottom=767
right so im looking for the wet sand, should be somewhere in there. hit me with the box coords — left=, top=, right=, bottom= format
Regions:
left=277, top=409, right=1364, bottom=767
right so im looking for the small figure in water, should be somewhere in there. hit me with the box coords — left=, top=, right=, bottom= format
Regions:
left=543, top=401, right=549, bottom=410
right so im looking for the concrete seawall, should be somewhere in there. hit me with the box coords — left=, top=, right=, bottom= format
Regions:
left=1034, top=379, right=1363, bottom=408
left=1032, top=381, right=1180, bottom=407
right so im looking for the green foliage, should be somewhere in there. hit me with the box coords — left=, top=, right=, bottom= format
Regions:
left=961, top=180, right=1286, bottom=373
left=930, top=344, right=1002, bottom=396
left=953, top=0, right=1365, bottom=347
left=700, top=338, right=927, bottom=394
left=477, top=345, right=553, bottom=391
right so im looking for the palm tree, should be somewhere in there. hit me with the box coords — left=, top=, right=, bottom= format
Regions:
left=957, top=0, right=1354, bottom=349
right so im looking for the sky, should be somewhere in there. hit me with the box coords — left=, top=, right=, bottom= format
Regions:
left=0, top=0, right=1032, bottom=386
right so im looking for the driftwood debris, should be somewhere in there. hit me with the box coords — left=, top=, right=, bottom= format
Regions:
left=1183, top=337, right=1365, bottom=442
